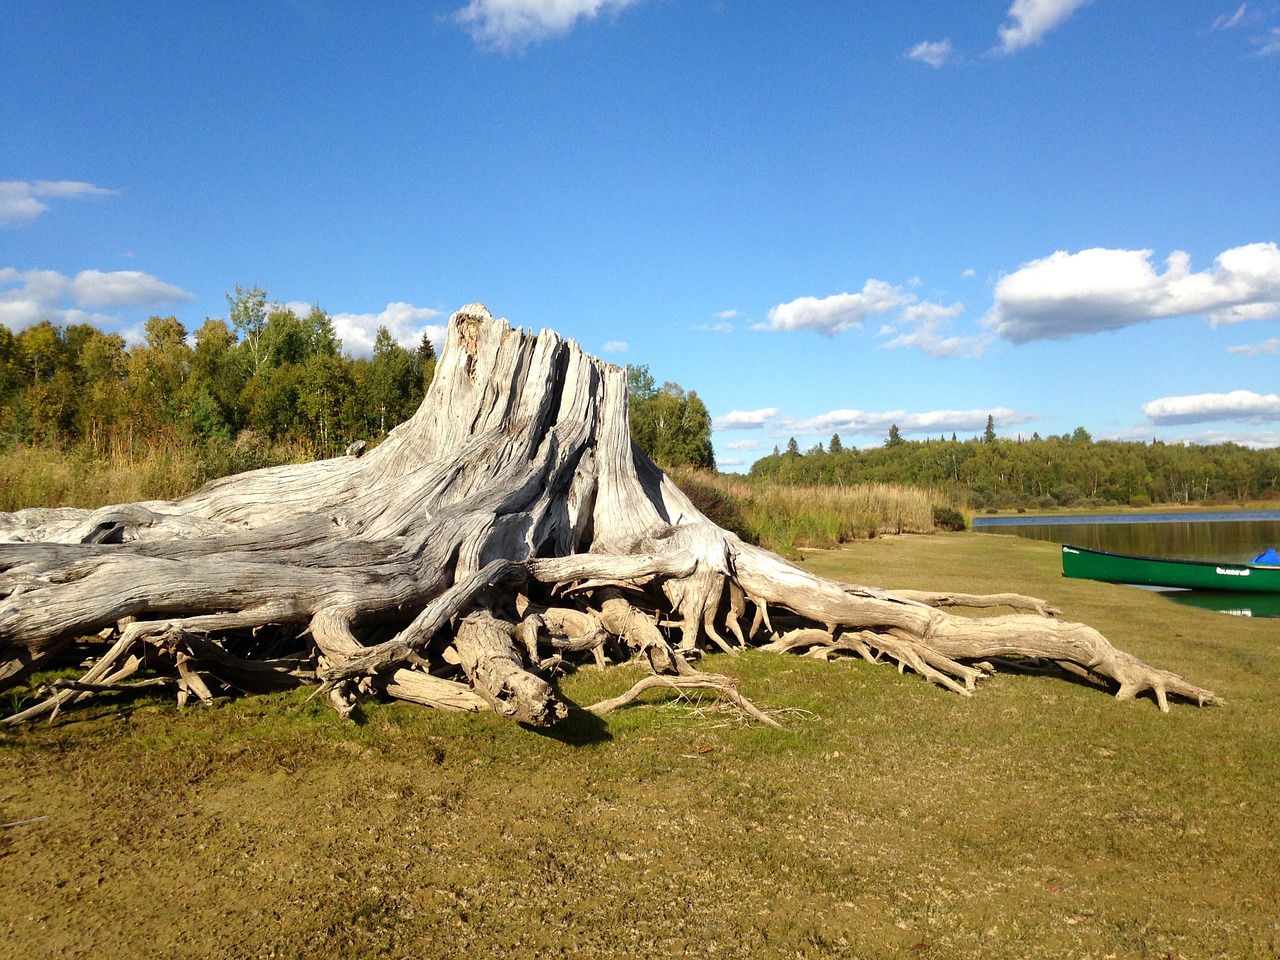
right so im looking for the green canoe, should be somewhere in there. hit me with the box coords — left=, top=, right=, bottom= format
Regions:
left=1062, top=544, right=1280, bottom=594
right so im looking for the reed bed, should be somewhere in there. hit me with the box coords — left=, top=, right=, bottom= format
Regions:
left=2, top=450, right=948, bottom=560
left=668, top=468, right=943, bottom=556
left=0, top=437, right=302, bottom=513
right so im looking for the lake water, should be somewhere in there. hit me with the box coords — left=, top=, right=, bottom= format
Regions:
left=972, top=510, right=1280, bottom=618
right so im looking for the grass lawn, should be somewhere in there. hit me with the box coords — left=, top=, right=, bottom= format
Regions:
left=2, top=533, right=1277, bottom=959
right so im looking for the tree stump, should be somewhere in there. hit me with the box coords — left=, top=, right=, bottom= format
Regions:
left=0, top=305, right=1219, bottom=726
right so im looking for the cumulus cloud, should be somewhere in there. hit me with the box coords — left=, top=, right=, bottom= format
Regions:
left=907, top=39, right=956, bottom=67
left=69, top=270, right=191, bottom=308
left=766, top=280, right=913, bottom=336
left=983, top=242, right=1280, bottom=343
left=456, top=0, right=640, bottom=51
left=962, top=268, right=977, bottom=279
left=0, top=266, right=192, bottom=331
left=712, top=408, right=778, bottom=431
left=1142, top=390, right=1280, bottom=425
left=601, top=340, right=628, bottom=353
left=784, top=406, right=1035, bottom=438
left=994, top=0, right=1092, bottom=54
left=0, top=180, right=118, bottom=227
left=327, top=302, right=446, bottom=357
left=1228, top=338, right=1280, bottom=356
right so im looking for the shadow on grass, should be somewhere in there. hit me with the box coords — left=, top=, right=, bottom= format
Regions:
left=521, top=690, right=613, bottom=746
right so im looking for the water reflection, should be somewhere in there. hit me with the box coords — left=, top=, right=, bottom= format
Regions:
left=1163, top=590, right=1280, bottom=619
left=972, top=511, right=1280, bottom=618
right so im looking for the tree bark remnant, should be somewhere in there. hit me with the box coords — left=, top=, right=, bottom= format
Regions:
left=0, top=305, right=1219, bottom=725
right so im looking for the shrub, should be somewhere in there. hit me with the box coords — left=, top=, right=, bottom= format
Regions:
left=931, top=505, right=966, bottom=532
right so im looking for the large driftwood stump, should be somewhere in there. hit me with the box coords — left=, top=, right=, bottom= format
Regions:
left=0, top=305, right=1218, bottom=725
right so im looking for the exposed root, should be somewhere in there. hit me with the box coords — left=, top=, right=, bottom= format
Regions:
left=0, top=307, right=1220, bottom=728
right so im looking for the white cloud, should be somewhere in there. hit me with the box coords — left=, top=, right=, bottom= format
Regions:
left=1228, top=338, right=1280, bottom=356
left=602, top=339, right=628, bottom=353
left=0, top=180, right=118, bottom=227
left=1213, top=4, right=1247, bottom=30
left=1143, top=390, right=1280, bottom=425
left=328, top=302, right=446, bottom=357
left=456, top=0, right=640, bottom=51
left=995, top=0, right=1092, bottom=54
left=907, top=39, right=956, bottom=68
left=962, top=268, right=977, bottom=279
left=69, top=269, right=192, bottom=308
left=696, top=321, right=734, bottom=333
left=785, top=406, right=1035, bottom=438
left=1252, top=26, right=1280, bottom=56
left=712, top=408, right=778, bottom=431
left=714, top=308, right=738, bottom=320
left=878, top=299, right=989, bottom=358
left=983, top=242, right=1280, bottom=343
left=723, top=438, right=763, bottom=451
left=0, top=266, right=192, bottom=331
left=767, top=280, right=913, bottom=336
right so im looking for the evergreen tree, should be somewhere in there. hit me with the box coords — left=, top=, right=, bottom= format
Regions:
left=829, top=433, right=843, bottom=455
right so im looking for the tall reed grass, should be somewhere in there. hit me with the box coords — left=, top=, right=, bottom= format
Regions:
left=667, top=467, right=946, bottom=557
left=0, top=436, right=303, bottom=513
left=1, top=445, right=952, bottom=559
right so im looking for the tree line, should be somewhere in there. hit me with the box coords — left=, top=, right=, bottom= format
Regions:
left=750, top=425, right=1280, bottom=508
left=0, top=287, right=717, bottom=474
left=0, top=286, right=435, bottom=462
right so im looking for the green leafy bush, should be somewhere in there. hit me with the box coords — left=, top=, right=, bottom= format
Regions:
left=931, top=504, right=967, bottom=531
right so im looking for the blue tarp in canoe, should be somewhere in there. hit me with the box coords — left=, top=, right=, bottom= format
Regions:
left=1253, top=547, right=1280, bottom=564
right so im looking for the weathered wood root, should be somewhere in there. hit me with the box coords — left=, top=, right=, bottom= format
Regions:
left=0, top=306, right=1220, bottom=725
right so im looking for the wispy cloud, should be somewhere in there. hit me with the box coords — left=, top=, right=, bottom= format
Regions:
left=994, top=0, right=1092, bottom=55
left=878, top=300, right=989, bottom=358
left=0, top=266, right=191, bottom=330
left=783, top=406, right=1036, bottom=438
left=601, top=339, right=628, bottom=353
left=1228, top=338, right=1280, bottom=356
left=456, top=0, right=640, bottom=52
left=714, top=308, right=738, bottom=320
left=983, top=242, right=1280, bottom=343
left=1142, top=390, right=1280, bottom=425
left=712, top=408, right=778, bottom=431
left=1252, top=26, right=1280, bottom=56
left=320, top=302, right=445, bottom=357
left=907, top=39, right=957, bottom=68
left=0, top=180, right=119, bottom=227
left=1212, top=4, right=1248, bottom=30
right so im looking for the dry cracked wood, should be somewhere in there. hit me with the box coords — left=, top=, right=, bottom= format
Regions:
left=0, top=304, right=1219, bottom=726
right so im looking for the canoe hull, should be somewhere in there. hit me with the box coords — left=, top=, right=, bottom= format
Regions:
left=1062, top=545, right=1280, bottom=594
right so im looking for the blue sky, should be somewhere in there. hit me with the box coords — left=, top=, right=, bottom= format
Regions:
left=2, top=0, right=1278, bottom=470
